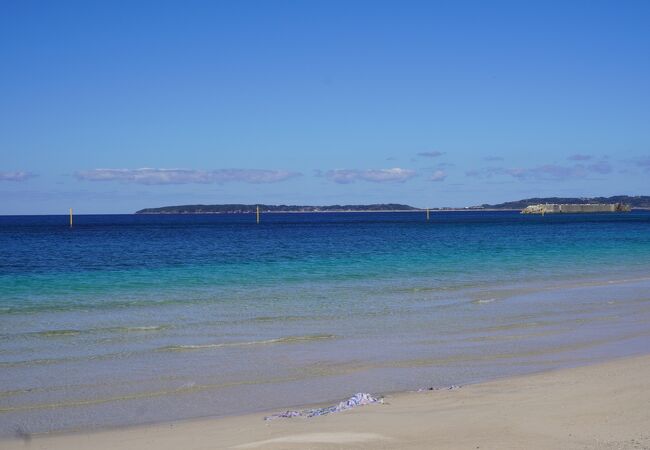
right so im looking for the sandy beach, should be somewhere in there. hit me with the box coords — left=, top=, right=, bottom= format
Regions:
left=3, top=354, right=649, bottom=450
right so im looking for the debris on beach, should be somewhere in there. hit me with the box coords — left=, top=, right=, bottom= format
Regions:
left=264, top=393, right=382, bottom=420
left=417, top=384, right=461, bottom=392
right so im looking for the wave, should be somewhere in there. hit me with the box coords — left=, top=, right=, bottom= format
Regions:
left=472, top=298, right=496, bottom=304
left=0, top=372, right=307, bottom=414
left=245, top=315, right=311, bottom=323
left=158, top=334, right=336, bottom=352
left=0, top=333, right=336, bottom=367
left=34, top=329, right=81, bottom=337
left=0, top=324, right=170, bottom=341
left=105, top=325, right=170, bottom=333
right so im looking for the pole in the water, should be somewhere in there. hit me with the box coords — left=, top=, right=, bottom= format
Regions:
left=69, top=208, right=73, bottom=228
left=426, top=208, right=430, bottom=221
left=256, top=205, right=260, bottom=224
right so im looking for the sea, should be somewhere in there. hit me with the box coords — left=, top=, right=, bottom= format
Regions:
left=1, top=211, right=650, bottom=436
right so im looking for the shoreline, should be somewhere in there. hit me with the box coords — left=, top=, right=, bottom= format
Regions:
left=3, top=272, right=650, bottom=440
left=4, top=353, right=650, bottom=449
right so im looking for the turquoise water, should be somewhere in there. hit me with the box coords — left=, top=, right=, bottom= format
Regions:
left=1, top=211, right=650, bottom=435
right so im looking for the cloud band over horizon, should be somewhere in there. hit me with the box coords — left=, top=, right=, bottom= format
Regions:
left=75, top=168, right=302, bottom=185
left=466, top=161, right=612, bottom=181
left=325, top=168, right=417, bottom=184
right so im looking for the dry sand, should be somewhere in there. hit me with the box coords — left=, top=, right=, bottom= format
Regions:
left=3, top=355, right=650, bottom=449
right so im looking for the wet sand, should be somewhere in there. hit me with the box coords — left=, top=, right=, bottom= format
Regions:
left=4, top=354, right=650, bottom=449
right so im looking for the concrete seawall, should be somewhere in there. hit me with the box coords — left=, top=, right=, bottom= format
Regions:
left=521, top=203, right=631, bottom=214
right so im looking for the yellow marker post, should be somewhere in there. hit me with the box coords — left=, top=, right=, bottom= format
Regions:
left=426, top=208, right=430, bottom=221
left=256, top=205, right=260, bottom=224
left=69, top=208, right=73, bottom=228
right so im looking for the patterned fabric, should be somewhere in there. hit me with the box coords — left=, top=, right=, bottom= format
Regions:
left=264, top=393, right=382, bottom=420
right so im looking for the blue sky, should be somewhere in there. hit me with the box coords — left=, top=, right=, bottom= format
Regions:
left=1, top=0, right=649, bottom=214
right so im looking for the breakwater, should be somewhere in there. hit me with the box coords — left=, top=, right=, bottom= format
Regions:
left=521, top=203, right=631, bottom=214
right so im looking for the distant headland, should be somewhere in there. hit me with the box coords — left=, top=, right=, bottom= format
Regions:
left=135, top=203, right=419, bottom=214
left=135, top=196, right=650, bottom=214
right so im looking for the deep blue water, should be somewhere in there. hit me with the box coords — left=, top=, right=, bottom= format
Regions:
left=2, top=211, right=650, bottom=312
left=1, top=211, right=650, bottom=435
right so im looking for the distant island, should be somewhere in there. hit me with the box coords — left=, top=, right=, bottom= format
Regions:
left=135, top=196, right=650, bottom=214
left=136, top=203, right=419, bottom=214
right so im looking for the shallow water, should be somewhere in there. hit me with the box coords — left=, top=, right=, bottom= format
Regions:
left=1, top=211, right=650, bottom=435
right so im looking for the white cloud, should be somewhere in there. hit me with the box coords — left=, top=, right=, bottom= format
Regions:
left=567, top=154, right=593, bottom=161
left=417, top=151, right=444, bottom=158
left=0, top=171, right=35, bottom=182
left=429, top=170, right=447, bottom=182
left=466, top=161, right=612, bottom=181
left=325, top=168, right=417, bottom=184
left=632, top=156, right=650, bottom=171
left=75, top=168, right=301, bottom=185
